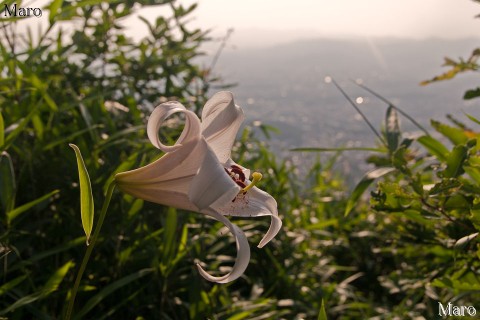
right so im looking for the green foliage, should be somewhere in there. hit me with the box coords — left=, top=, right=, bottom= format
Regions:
left=421, top=3, right=480, bottom=100
left=356, top=107, right=480, bottom=317
left=297, top=84, right=480, bottom=318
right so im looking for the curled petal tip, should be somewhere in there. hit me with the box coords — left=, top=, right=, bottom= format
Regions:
left=257, top=215, right=282, bottom=248
left=196, top=210, right=251, bottom=283
left=196, top=263, right=238, bottom=284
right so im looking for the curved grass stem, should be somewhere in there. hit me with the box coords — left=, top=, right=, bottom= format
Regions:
left=330, top=78, right=387, bottom=147
left=352, top=80, right=430, bottom=136
left=64, top=181, right=116, bottom=320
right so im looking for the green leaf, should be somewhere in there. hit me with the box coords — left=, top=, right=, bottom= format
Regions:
left=385, top=105, right=400, bottom=153
left=0, top=111, right=4, bottom=148
left=464, top=166, right=480, bottom=185
left=2, top=107, right=37, bottom=152
left=8, top=237, right=85, bottom=274
left=46, top=0, right=64, bottom=23
left=31, top=114, right=44, bottom=140
left=0, top=275, right=28, bottom=296
left=69, top=144, right=94, bottom=245
left=464, top=87, right=480, bottom=100
left=318, top=299, right=328, bottom=320
left=29, top=74, right=58, bottom=111
left=7, top=189, right=59, bottom=223
left=0, top=260, right=74, bottom=315
left=443, top=145, right=468, bottom=178
left=417, top=135, right=449, bottom=161
left=428, top=179, right=461, bottom=195
left=0, top=151, right=16, bottom=215
left=161, top=208, right=178, bottom=270
left=73, top=268, right=153, bottom=320
left=43, top=260, right=75, bottom=295
left=43, top=125, right=102, bottom=151
left=345, top=167, right=396, bottom=216
left=464, top=113, right=480, bottom=126
left=431, top=120, right=468, bottom=145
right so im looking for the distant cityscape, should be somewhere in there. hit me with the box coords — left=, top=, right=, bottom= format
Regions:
left=208, top=37, right=480, bottom=181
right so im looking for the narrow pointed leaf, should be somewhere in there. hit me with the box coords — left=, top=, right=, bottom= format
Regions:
left=443, top=145, right=468, bottom=178
left=3, top=107, right=37, bottom=151
left=417, top=135, right=449, bottom=161
left=46, top=0, right=64, bottom=23
left=42, top=260, right=75, bottom=296
left=345, top=167, right=396, bottom=216
left=0, top=275, right=28, bottom=296
left=318, top=299, right=328, bottom=320
left=69, top=144, right=94, bottom=245
left=43, top=125, right=102, bottom=151
left=465, top=113, right=480, bottom=126
left=0, top=151, right=15, bottom=214
left=73, top=268, right=153, bottom=320
left=431, top=120, right=468, bottom=145
left=464, top=166, right=480, bottom=184
left=385, top=105, right=400, bottom=153
left=7, top=189, right=59, bottom=223
left=161, top=208, right=178, bottom=268
left=0, top=260, right=74, bottom=314
left=0, top=112, right=4, bottom=148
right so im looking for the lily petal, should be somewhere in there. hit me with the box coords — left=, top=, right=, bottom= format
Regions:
left=147, top=101, right=201, bottom=153
left=213, top=187, right=282, bottom=248
left=189, top=143, right=241, bottom=210
left=201, top=92, right=245, bottom=163
left=196, top=209, right=250, bottom=283
left=115, top=139, right=201, bottom=212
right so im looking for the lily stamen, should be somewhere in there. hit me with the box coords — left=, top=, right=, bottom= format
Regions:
left=241, top=172, right=262, bottom=194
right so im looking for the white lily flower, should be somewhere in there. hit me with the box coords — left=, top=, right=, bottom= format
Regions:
left=115, top=92, right=282, bottom=283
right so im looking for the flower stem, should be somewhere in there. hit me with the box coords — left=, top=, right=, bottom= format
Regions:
left=64, top=181, right=116, bottom=320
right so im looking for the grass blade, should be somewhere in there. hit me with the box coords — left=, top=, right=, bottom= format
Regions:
left=0, top=260, right=74, bottom=314
left=318, top=299, right=328, bottom=320
left=0, top=111, right=4, bottom=148
left=0, top=151, right=16, bottom=215
left=7, top=189, right=59, bottom=223
left=330, top=78, right=386, bottom=146
left=73, top=268, right=153, bottom=320
left=69, top=144, right=94, bottom=245
left=2, top=107, right=37, bottom=152
left=353, top=81, right=430, bottom=136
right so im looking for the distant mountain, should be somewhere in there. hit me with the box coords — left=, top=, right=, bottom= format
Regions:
left=206, top=37, right=480, bottom=177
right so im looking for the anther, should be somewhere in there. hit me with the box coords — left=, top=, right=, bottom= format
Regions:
left=230, top=166, right=245, bottom=182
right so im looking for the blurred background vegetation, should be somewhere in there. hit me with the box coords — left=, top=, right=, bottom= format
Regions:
left=1, top=0, right=480, bottom=319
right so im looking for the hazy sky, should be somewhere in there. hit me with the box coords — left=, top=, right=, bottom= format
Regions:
left=136, top=0, right=479, bottom=47
left=19, top=0, right=480, bottom=48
